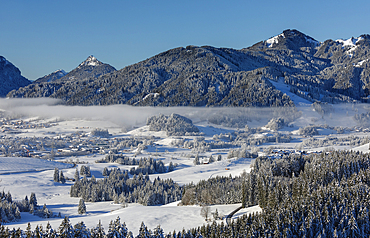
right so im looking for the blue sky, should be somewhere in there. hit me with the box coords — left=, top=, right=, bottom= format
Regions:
left=1, top=0, right=369, bottom=80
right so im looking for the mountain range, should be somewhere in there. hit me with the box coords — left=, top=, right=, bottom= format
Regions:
left=4, top=29, right=370, bottom=106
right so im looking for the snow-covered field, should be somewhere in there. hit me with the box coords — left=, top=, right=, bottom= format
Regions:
left=0, top=98, right=369, bottom=235
left=0, top=157, right=73, bottom=174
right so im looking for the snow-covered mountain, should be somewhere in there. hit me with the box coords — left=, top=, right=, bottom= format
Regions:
left=54, top=55, right=116, bottom=83
left=7, top=29, right=370, bottom=106
left=77, top=55, right=104, bottom=68
left=34, top=69, right=67, bottom=83
left=0, top=56, right=31, bottom=97
left=7, top=56, right=116, bottom=99
left=259, top=29, right=320, bottom=50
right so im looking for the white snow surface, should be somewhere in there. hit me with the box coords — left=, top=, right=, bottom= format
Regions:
left=78, top=55, right=102, bottom=68
left=268, top=77, right=312, bottom=106
left=336, top=37, right=363, bottom=47
left=351, top=143, right=370, bottom=153
left=266, top=33, right=285, bottom=47
left=0, top=157, right=73, bottom=174
left=336, top=37, right=363, bottom=56
left=1, top=151, right=255, bottom=235
left=143, top=93, right=160, bottom=101
left=354, top=59, right=369, bottom=67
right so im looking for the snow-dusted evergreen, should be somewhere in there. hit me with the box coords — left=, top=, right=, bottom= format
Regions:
left=70, top=168, right=182, bottom=205
left=78, top=199, right=86, bottom=214
left=147, top=113, right=200, bottom=136
left=90, top=128, right=111, bottom=138
left=0, top=191, right=54, bottom=223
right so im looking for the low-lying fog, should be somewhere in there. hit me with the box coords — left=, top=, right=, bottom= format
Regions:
left=0, top=98, right=368, bottom=129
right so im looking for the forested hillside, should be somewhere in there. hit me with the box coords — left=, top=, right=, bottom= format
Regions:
left=8, top=29, right=370, bottom=106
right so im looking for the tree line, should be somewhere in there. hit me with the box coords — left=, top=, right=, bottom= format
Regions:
left=70, top=168, right=182, bottom=206
left=98, top=155, right=176, bottom=175
left=0, top=192, right=54, bottom=224
left=180, top=150, right=370, bottom=237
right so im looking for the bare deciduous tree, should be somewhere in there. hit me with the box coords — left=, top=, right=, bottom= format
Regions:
left=200, top=205, right=211, bottom=221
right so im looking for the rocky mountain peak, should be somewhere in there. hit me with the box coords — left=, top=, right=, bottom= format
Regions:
left=78, top=55, right=103, bottom=68
left=265, top=29, right=319, bottom=50
left=0, top=55, right=31, bottom=96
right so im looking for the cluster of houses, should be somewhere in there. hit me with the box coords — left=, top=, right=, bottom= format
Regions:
left=0, top=135, right=131, bottom=159
left=267, top=149, right=322, bottom=159
left=0, top=119, right=141, bottom=159
left=0, top=118, right=57, bottom=134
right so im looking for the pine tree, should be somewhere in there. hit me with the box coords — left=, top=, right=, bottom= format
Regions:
left=107, top=220, right=116, bottom=238
left=91, top=220, right=105, bottom=238
left=137, top=222, right=151, bottom=238
left=78, top=199, right=86, bottom=214
left=25, top=222, right=33, bottom=238
left=58, top=216, right=74, bottom=238
left=80, top=165, right=86, bottom=176
left=14, top=207, right=21, bottom=220
left=74, top=167, right=80, bottom=182
left=60, top=171, right=66, bottom=184
left=107, top=217, right=128, bottom=238
left=102, top=167, right=109, bottom=177
left=6, top=191, right=12, bottom=203
left=86, top=166, right=91, bottom=177
left=74, top=221, right=91, bottom=238
left=193, top=155, right=200, bottom=166
left=217, top=155, right=222, bottom=161
left=213, top=209, right=219, bottom=220
left=53, top=168, right=59, bottom=182
left=119, top=193, right=127, bottom=208
left=348, top=214, right=360, bottom=238
left=168, top=162, right=175, bottom=172
left=42, top=204, right=52, bottom=218
left=80, top=165, right=91, bottom=177
left=153, top=225, right=164, bottom=238
left=29, top=193, right=37, bottom=210
left=34, top=225, right=43, bottom=238
left=29, top=203, right=34, bottom=214
left=209, top=155, right=215, bottom=163
left=22, top=195, right=30, bottom=212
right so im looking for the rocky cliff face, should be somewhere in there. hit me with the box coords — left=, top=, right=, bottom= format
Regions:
left=7, top=29, right=370, bottom=106
left=0, top=56, right=31, bottom=97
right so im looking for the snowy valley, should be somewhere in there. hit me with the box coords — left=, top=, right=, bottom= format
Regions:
left=0, top=97, right=370, bottom=236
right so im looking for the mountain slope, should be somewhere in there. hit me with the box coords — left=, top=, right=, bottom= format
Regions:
left=7, top=29, right=370, bottom=105
left=7, top=56, right=116, bottom=98
left=34, top=69, right=67, bottom=83
left=55, top=55, right=116, bottom=82
left=0, top=56, right=31, bottom=97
